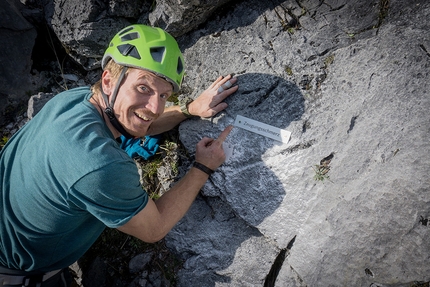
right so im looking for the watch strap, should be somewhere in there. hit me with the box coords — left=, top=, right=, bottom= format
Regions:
left=192, top=161, right=214, bottom=176
left=180, top=99, right=194, bottom=118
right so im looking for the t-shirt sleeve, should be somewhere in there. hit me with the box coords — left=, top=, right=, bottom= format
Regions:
left=68, top=160, right=148, bottom=228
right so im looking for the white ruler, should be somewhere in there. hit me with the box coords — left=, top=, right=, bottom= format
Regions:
left=233, top=115, right=291, bottom=144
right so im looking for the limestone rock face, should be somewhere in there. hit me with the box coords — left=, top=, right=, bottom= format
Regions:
left=0, top=0, right=37, bottom=125
left=166, top=0, right=430, bottom=286
left=32, top=0, right=234, bottom=69
left=44, top=0, right=134, bottom=70
left=149, top=0, right=232, bottom=37
left=6, top=0, right=430, bottom=286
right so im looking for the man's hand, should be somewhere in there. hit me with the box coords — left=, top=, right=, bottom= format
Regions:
left=194, top=125, right=233, bottom=171
left=188, top=75, right=238, bottom=118
left=118, top=125, right=234, bottom=243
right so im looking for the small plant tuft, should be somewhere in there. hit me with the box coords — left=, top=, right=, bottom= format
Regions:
left=323, top=55, right=335, bottom=68
left=0, top=135, right=9, bottom=150
left=285, top=66, right=293, bottom=76
left=313, top=153, right=334, bottom=183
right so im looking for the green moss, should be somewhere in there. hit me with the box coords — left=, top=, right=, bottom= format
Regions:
left=0, top=135, right=9, bottom=150
left=285, top=66, right=293, bottom=76
left=324, top=55, right=335, bottom=68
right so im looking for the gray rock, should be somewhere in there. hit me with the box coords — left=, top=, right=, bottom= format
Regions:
left=62, top=74, right=80, bottom=82
left=107, top=0, right=147, bottom=18
left=41, top=0, right=235, bottom=70
left=169, top=0, right=430, bottom=286
left=148, top=270, right=170, bottom=287
left=0, top=0, right=37, bottom=125
left=6, top=0, right=430, bottom=286
left=44, top=0, right=135, bottom=70
left=166, top=196, right=279, bottom=286
left=129, top=252, right=154, bottom=274
left=27, top=92, right=54, bottom=119
left=149, top=0, right=233, bottom=37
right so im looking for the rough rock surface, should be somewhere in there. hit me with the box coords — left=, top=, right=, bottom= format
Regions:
left=44, top=0, right=137, bottom=70
left=1, top=0, right=429, bottom=286
left=0, top=0, right=37, bottom=125
left=167, top=0, right=430, bottom=286
left=149, top=0, right=233, bottom=37
left=24, top=0, right=234, bottom=70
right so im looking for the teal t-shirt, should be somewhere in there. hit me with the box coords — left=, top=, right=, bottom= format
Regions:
left=0, top=87, right=148, bottom=272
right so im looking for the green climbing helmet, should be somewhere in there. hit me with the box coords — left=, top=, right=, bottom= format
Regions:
left=102, top=24, right=185, bottom=92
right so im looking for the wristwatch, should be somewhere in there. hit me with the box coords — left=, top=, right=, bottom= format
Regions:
left=180, top=98, right=194, bottom=118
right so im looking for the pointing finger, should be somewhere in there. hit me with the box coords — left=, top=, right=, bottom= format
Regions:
left=216, top=125, right=233, bottom=144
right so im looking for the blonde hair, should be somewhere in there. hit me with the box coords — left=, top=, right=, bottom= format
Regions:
left=91, top=59, right=128, bottom=95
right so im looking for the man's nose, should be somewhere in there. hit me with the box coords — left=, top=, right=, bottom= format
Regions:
left=146, top=92, right=162, bottom=114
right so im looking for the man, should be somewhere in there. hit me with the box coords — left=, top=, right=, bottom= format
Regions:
left=0, top=24, right=238, bottom=286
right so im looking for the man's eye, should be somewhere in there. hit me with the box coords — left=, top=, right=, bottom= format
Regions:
left=160, top=94, right=169, bottom=100
left=139, top=86, right=148, bottom=93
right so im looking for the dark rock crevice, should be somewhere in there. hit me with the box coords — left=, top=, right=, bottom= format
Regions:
left=264, top=235, right=296, bottom=287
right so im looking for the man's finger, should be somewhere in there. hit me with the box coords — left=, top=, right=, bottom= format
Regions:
left=219, top=76, right=237, bottom=90
left=208, top=102, right=228, bottom=115
left=210, top=76, right=223, bottom=89
left=223, top=76, right=237, bottom=86
left=216, top=125, right=233, bottom=143
left=200, top=137, right=214, bottom=147
left=217, top=85, right=238, bottom=98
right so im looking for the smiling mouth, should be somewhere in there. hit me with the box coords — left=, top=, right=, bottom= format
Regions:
left=134, top=112, right=153, bottom=122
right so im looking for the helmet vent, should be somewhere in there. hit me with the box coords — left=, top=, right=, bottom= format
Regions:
left=150, top=47, right=165, bottom=63
left=121, top=32, right=139, bottom=42
left=118, top=26, right=134, bottom=36
left=117, top=44, right=141, bottom=60
left=177, top=57, right=184, bottom=74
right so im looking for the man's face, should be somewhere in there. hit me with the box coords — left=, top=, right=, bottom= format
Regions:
left=106, top=68, right=172, bottom=137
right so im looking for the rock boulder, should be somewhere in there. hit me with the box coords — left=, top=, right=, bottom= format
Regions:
left=0, top=0, right=37, bottom=126
left=149, top=0, right=233, bottom=37
left=167, top=0, right=430, bottom=286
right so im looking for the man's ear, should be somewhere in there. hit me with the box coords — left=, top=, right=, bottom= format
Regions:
left=101, top=70, right=113, bottom=95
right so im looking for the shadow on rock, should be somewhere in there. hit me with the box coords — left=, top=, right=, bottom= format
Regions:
left=177, top=0, right=289, bottom=50
left=168, top=73, right=304, bottom=286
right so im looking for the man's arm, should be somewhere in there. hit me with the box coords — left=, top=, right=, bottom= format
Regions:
left=117, top=167, right=209, bottom=242
left=117, top=126, right=233, bottom=242
left=145, top=105, right=187, bottom=136
left=146, top=75, right=238, bottom=136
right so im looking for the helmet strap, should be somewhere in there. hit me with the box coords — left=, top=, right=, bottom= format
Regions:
left=100, top=67, right=135, bottom=139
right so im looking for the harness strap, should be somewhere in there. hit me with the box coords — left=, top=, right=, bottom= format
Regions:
left=0, top=269, right=61, bottom=286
